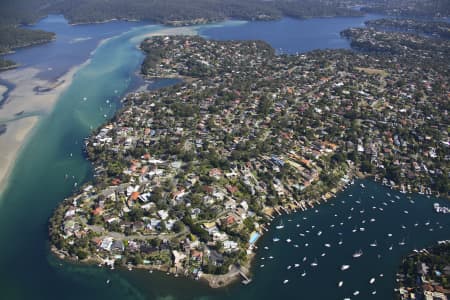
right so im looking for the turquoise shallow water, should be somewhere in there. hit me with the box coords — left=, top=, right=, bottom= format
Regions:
left=0, top=15, right=448, bottom=300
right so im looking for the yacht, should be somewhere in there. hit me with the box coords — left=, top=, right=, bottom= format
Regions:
left=283, top=279, right=289, bottom=284
left=276, top=220, right=284, bottom=230
left=286, top=238, right=292, bottom=243
left=352, top=250, right=363, bottom=258
left=369, top=278, right=376, bottom=284
left=338, top=281, right=343, bottom=287
left=324, top=243, right=331, bottom=248
left=341, top=264, right=350, bottom=271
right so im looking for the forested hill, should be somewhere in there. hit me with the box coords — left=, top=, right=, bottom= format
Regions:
left=1, top=0, right=363, bottom=26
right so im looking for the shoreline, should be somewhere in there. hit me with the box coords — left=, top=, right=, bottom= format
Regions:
left=0, top=23, right=225, bottom=198
left=0, top=61, right=88, bottom=197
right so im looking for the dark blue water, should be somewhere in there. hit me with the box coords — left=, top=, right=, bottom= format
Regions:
left=4, top=15, right=147, bottom=80
left=200, top=15, right=383, bottom=54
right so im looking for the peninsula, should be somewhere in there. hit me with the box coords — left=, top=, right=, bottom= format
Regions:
left=49, top=23, right=449, bottom=287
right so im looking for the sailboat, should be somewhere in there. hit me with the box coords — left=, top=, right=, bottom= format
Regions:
left=276, top=220, right=284, bottom=229
left=352, top=250, right=363, bottom=258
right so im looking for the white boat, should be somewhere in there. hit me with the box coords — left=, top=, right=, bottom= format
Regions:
left=321, top=253, right=326, bottom=257
left=389, top=245, right=393, bottom=251
left=305, top=243, right=309, bottom=247
left=324, top=243, right=331, bottom=248
left=276, top=220, right=285, bottom=230
left=370, top=240, right=377, bottom=247
left=287, top=265, right=292, bottom=270
left=403, top=210, right=409, bottom=214
left=317, top=231, right=322, bottom=236
left=301, top=271, right=307, bottom=277
left=294, top=263, right=300, bottom=268
left=338, top=240, right=343, bottom=245
left=387, top=233, right=393, bottom=237
left=371, top=290, right=377, bottom=295
left=302, top=256, right=307, bottom=262
left=106, top=279, right=110, bottom=284
left=369, top=278, right=375, bottom=284
left=269, top=256, right=274, bottom=259
left=353, top=291, right=360, bottom=296
left=341, top=264, right=350, bottom=271
left=360, top=183, right=366, bottom=188
left=311, top=259, right=318, bottom=267
left=352, top=250, right=363, bottom=258
left=338, top=281, right=344, bottom=287
left=273, top=238, right=280, bottom=242
left=286, top=238, right=292, bottom=243
left=260, top=264, right=265, bottom=268
left=399, top=239, right=406, bottom=246
left=283, top=279, right=289, bottom=284
left=264, top=246, right=269, bottom=250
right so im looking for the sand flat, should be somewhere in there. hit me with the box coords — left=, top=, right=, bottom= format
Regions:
left=0, top=25, right=201, bottom=196
left=0, top=64, right=84, bottom=195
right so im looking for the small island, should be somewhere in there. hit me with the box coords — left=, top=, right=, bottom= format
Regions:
left=49, top=22, right=449, bottom=287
